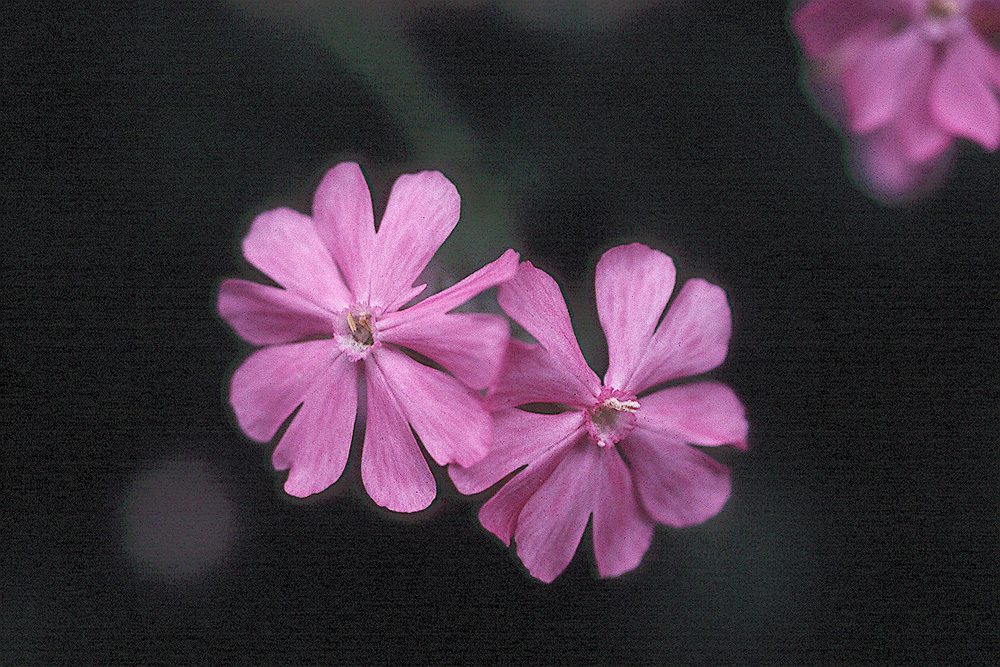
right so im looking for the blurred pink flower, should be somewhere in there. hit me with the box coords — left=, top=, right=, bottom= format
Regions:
left=218, top=162, right=518, bottom=512
left=792, top=0, right=1000, bottom=198
left=450, top=244, right=748, bottom=582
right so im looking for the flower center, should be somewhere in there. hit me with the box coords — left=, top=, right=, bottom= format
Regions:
left=585, top=387, right=639, bottom=448
left=336, top=308, right=378, bottom=360
left=920, top=0, right=967, bottom=41
left=927, top=0, right=961, bottom=19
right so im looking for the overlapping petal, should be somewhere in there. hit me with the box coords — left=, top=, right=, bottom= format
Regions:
left=369, top=170, right=462, bottom=312
left=625, top=279, right=732, bottom=394
left=371, top=346, right=491, bottom=469
left=379, top=249, right=520, bottom=327
left=968, top=7, right=1000, bottom=90
left=513, top=441, right=601, bottom=583
left=229, top=339, right=342, bottom=442
left=591, top=446, right=655, bottom=579
left=792, top=0, right=890, bottom=59
left=361, top=358, right=436, bottom=513
left=312, top=162, right=375, bottom=302
left=379, top=312, right=509, bottom=390
left=271, top=354, right=358, bottom=497
left=596, top=243, right=676, bottom=390
left=636, top=382, right=749, bottom=450
left=931, top=32, right=1000, bottom=150
left=498, top=262, right=601, bottom=399
left=897, top=91, right=955, bottom=163
left=450, top=409, right=585, bottom=495
left=851, top=120, right=954, bottom=204
left=844, top=27, right=927, bottom=134
left=217, top=278, right=335, bottom=346
left=241, top=207, right=351, bottom=312
left=478, top=449, right=564, bottom=547
left=622, top=429, right=732, bottom=528
left=487, top=340, right=600, bottom=411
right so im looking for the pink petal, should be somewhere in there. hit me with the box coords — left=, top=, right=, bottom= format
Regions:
left=241, top=207, right=352, bottom=312
left=791, top=0, right=887, bottom=60
left=378, top=312, right=509, bottom=390
left=595, top=243, right=676, bottom=391
left=851, top=121, right=955, bottom=203
left=626, top=279, right=732, bottom=394
left=487, top=340, right=600, bottom=411
left=217, top=278, right=335, bottom=346
left=967, top=9, right=1000, bottom=90
left=229, top=339, right=342, bottom=442
left=896, top=101, right=954, bottom=165
left=869, top=64, right=955, bottom=164
left=514, top=441, right=601, bottom=583
left=899, top=111, right=955, bottom=163
left=636, top=382, right=749, bottom=450
left=378, top=249, right=520, bottom=327
left=930, top=33, right=1000, bottom=151
left=844, top=27, right=927, bottom=134
left=450, top=408, right=586, bottom=495
left=361, top=358, right=436, bottom=512
left=497, top=262, right=601, bottom=400
left=312, top=162, right=376, bottom=303
left=478, top=446, right=565, bottom=546
left=368, top=170, right=462, bottom=312
left=622, top=429, right=732, bottom=528
left=271, top=354, right=358, bottom=497
left=591, top=446, right=655, bottom=579
left=370, top=346, right=491, bottom=468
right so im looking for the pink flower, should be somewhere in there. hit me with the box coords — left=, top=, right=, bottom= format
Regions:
left=218, top=162, right=519, bottom=512
left=450, top=244, right=748, bottom=582
left=793, top=0, right=1000, bottom=162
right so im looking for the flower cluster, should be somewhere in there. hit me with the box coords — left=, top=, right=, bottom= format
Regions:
left=792, top=0, right=1000, bottom=201
left=218, top=163, right=747, bottom=581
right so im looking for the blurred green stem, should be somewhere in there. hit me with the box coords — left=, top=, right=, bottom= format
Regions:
left=306, top=7, right=519, bottom=272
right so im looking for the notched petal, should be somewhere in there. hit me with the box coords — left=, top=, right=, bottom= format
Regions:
left=271, top=355, right=358, bottom=497
left=595, top=243, right=676, bottom=390
left=241, top=207, right=352, bottom=312
left=369, top=170, right=462, bottom=311
left=361, top=360, right=437, bottom=513
left=217, top=278, right=334, bottom=346
left=626, top=279, right=733, bottom=393
left=229, top=340, right=342, bottom=443
left=372, top=347, right=492, bottom=469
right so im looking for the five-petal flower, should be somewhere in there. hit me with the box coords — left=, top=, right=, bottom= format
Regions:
left=218, top=162, right=518, bottom=512
left=450, top=243, right=748, bottom=583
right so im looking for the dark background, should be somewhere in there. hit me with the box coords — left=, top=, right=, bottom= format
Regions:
left=3, top=1, right=997, bottom=664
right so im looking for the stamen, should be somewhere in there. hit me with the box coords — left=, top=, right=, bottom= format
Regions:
left=604, top=397, right=640, bottom=413
left=337, top=308, right=377, bottom=359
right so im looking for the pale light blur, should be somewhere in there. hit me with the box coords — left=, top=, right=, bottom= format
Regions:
left=122, top=459, right=236, bottom=580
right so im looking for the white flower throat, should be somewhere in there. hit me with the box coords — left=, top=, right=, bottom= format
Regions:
left=585, top=388, right=640, bottom=448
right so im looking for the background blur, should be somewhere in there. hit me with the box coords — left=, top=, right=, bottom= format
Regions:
left=2, top=0, right=997, bottom=663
